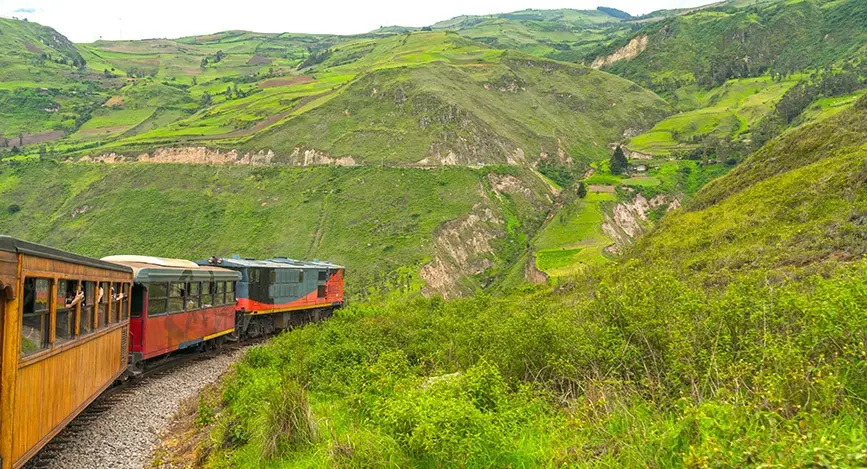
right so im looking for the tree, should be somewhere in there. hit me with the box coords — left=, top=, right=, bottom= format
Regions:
left=577, top=181, right=587, bottom=198
left=200, top=57, right=209, bottom=69
left=610, top=146, right=628, bottom=175
left=18, top=133, right=24, bottom=147
left=191, top=76, right=197, bottom=86
left=225, top=85, right=233, bottom=99
left=200, top=92, right=212, bottom=107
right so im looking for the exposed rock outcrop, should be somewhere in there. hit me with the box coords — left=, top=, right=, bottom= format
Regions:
left=420, top=186, right=504, bottom=299
left=602, top=193, right=680, bottom=254
left=591, top=35, right=648, bottom=69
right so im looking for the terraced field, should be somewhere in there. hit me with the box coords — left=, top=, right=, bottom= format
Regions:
left=626, top=76, right=800, bottom=156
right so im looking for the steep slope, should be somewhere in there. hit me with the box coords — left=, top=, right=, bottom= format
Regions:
left=430, top=8, right=634, bottom=61
left=51, top=32, right=669, bottom=171
left=595, top=0, right=867, bottom=92
left=240, top=53, right=669, bottom=166
left=185, top=98, right=867, bottom=468
left=631, top=95, right=867, bottom=284
left=0, top=161, right=553, bottom=298
left=0, top=18, right=108, bottom=140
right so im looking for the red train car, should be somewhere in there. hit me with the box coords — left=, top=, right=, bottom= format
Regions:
left=101, top=256, right=240, bottom=369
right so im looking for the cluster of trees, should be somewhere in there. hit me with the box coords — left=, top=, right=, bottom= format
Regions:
left=124, top=67, right=158, bottom=78
left=675, top=136, right=748, bottom=165
left=223, top=83, right=249, bottom=100
left=537, top=159, right=574, bottom=187
left=609, top=145, right=628, bottom=175
left=200, top=50, right=227, bottom=69
left=300, top=49, right=333, bottom=69
left=752, top=63, right=866, bottom=148
left=37, top=53, right=86, bottom=69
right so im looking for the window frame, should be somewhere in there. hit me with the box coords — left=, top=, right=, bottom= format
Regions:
left=147, top=282, right=169, bottom=317
left=20, top=277, right=52, bottom=357
left=54, top=279, right=77, bottom=347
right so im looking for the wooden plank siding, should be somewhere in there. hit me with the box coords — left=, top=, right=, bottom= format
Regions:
left=1, top=252, right=132, bottom=469
left=12, top=326, right=126, bottom=465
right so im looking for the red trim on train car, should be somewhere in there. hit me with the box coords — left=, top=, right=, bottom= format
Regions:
left=237, top=269, right=345, bottom=314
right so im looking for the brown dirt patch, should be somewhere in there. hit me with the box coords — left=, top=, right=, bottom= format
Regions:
left=16, top=130, right=65, bottom=146
left=246, top=54, right=273, bottom=66
left=23, top=42, right=44, bottom=55
left=588, top=185, right=616, bottom=194
left=257, top=75, right=313, bottom=89
left=104, top=96, right=125, bottom=107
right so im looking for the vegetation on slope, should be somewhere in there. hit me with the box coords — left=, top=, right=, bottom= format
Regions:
left=0, top=161, right=552, bottom=298
left=180, top=67, right=867, bottom=469
left=596, top=0, right=867, bottom=93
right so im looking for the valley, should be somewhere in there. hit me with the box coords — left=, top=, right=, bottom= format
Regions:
left=1, top=0, right=866, bottom=466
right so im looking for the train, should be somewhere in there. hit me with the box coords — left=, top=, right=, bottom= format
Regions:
left=0, top=236, right=344, bottom=469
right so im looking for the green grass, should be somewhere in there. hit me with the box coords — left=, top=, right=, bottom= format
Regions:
left=626, top=76, right=800, bottom=156
left=532, top=192, right=616, bottom=277
left=0, top=161, right=552, bottom=299
left=69, top=107, right=156, bottom=141
left=187, top=94, right=867, bottom=469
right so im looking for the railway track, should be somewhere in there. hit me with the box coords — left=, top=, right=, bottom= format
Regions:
left=23, top=340, right=258, bottom=469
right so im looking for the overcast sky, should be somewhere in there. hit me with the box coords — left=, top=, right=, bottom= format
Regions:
left=0, top=0, right=713, bottom=43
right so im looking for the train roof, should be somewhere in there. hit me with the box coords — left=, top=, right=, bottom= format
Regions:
left=198, top=256, right=343, bottom=269
left=0, top=236, right=133, bottom=273
left=101, top=255, right=241, bottom=283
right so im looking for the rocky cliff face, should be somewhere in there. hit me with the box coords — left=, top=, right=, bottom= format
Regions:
left=591, top=35, right=648, bottom=69
left=602, top=193, right=680, bottom=254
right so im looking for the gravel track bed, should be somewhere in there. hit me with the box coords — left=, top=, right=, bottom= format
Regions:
left=25, top=348, right=245, bottom=469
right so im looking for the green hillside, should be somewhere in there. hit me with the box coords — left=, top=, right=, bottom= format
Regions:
left=0, top=160, right=553, bottom=298
left=430, top=8, right=634, bottom=61
left=0, top=18, right=105, bottom=140
left=182, top=98, right=867, bottom=468
left=596, top=0, right=867, bottom=92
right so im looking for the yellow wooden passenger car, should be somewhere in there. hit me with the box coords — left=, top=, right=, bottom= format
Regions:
left=0, top=236, right=133, bottom=469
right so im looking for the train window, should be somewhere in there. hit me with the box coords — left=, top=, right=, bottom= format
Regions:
left=97, top=282, right=110, bottom=329
left=229, top=282, right=236, bottom=302
left=298, top=270, right=304, bottom=283
left=123, top=283, right=131, bottom=319
left=201, top=282, right=212, bottom=308
left=55, top=280, right=77, bottom=346
left=147, top=283, right=168, bottom=316
left=250, top=269, right=260, bottom=283
left=270, top=270, right=276, bottom=283
left=169, top=282, right=185, bottom=313
left=317, top=285, right=327, bottom=298
left=318, top=270, right=327, bottom=281
left=81, top=281, right=95, bottom=335
left=21, top=278, right=51, bottom=356
left=186, top=282, right=201, bottom=310
left=111, top=282, right=122, bottom=323
left=216, top=282, right=226, bottom=305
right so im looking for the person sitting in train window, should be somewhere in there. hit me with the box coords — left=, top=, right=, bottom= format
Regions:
left=97, top=285, right=104, bottom=304
left=65, top=288, right=84, bottom=308
left=111, top=286, right=125, bottom=302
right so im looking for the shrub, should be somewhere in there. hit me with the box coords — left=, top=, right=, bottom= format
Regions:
left=257, top=379, right=318, bottom=460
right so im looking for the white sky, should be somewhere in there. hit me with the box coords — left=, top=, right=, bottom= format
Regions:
left=0, top=0, right=713, bottom=43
